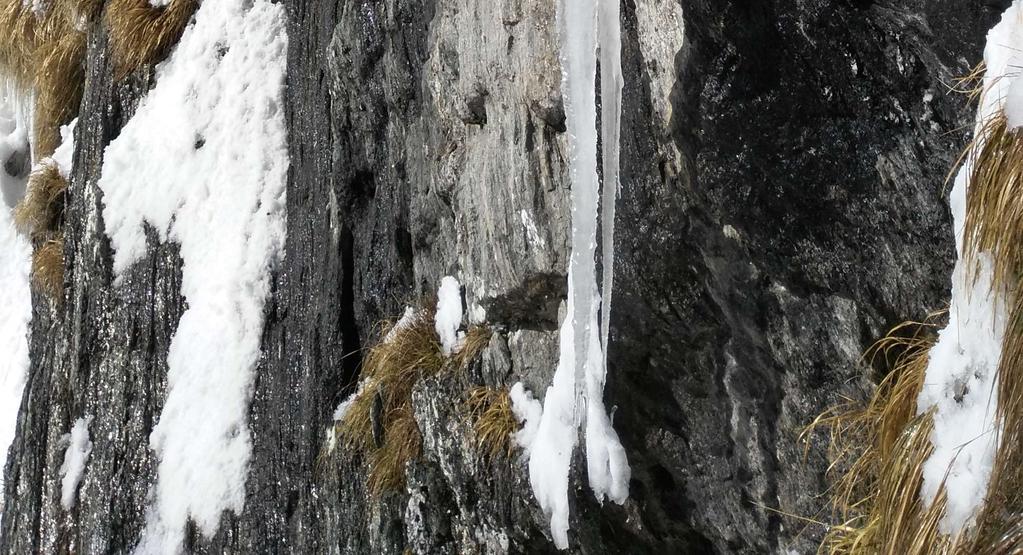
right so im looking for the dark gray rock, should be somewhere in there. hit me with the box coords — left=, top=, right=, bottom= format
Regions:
left=0, top=0, right=1004, bottom=553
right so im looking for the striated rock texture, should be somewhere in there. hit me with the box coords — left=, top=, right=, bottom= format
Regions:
left=0, top=0, right=1007, bottom=553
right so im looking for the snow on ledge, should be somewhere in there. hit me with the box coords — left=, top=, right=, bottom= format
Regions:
left=96, top=0, right=289, bottom=551
left=436, top=276, right=464, bottom=356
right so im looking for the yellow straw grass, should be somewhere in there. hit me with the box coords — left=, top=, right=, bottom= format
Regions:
left=806, top=317, right=970, bottom=554
left=105, top=0, right=198, bottom=80
left=465, top=387, right=518, bottom=461
left=336, top=308, right=491, bottom=496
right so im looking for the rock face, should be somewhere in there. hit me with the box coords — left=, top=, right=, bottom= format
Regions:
left=0, top=0, right=1006, bottom=553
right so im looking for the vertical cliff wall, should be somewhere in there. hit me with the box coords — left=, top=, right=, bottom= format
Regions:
left=0, top=1, right=1006, bottom=553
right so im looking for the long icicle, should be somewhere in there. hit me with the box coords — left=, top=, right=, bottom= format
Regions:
left=527, top=0, right=629, bottom=548
left=587, top=0, right=630, bottom=504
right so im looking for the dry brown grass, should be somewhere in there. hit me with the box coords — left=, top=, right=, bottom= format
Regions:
left=949, top=61, right=987, bottom=101
left=452, top=325, right=492, bottom=370
left=105, top=0, right=198, bottom=80
left=0, top=0, right=89, bottom=88
left=366, top=407, right=422, bottom=495
left=0, top=0, right=41, bottom=84
left=811, top=58, right=1023, bottom=554
left=31, top=233, right=63, bottom=298
left=465, top=387, right=518, bottom=460
left=807, top=317, right=967, bottom=554
left=336, top=308, right=490, bottom=496
left=338, top=311, right=444, bottom=454
left=815, top=82, right=1023, bottom=551
left=962, top=115, right=1023, bottom=296
left=34, top=30, right=85, bottom=158
left=955, top=110, right=1023, bottom=551
left=15, top=161, right=67, bottom=235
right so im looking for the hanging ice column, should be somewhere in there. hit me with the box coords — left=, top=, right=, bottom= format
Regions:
left=526, top=0, right=630, bottom=548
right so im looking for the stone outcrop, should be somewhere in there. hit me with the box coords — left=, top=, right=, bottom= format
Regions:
left=1, top=1, right=1006, bottom=553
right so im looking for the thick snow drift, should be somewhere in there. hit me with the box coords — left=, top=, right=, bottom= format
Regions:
left=96, top=0, right=289, bottom=551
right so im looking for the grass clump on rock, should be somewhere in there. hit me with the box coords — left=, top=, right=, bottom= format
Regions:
left=336, top=306, right=490, bottom=496
left=465, top=386, right=518, bottom=461
left=806, top=318, right=958, bottom=554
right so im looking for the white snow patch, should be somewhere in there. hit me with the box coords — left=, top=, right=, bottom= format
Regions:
left=0, top=83, right=31, bottom=208
left=59, top=416, right=94, bottom=510
left=50, top=119, right=76, bottom=178
left=23, top=0, right=44, bottom=17
left=0, top=197, right=31, bottom=519
left=509, top=382, right=542, bottom=453
left=383, top=306, right=417, bottom=345
left=918, top=1, right=1023, bottom=534
left=435, top=276, right=464, bottom=356
left=95, top=0, right=289, bottom=551
left=525, top=0, right=630, bottom=548
left=333, top=384, right=364, bottom=423
left=918, top=163, right=1003, bottom=534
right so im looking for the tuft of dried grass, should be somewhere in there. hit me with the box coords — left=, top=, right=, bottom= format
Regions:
left=336, top=307, right=491, bottom=496
left=465, top=387, right=518, bottom=461
left=14, top=161, right=67, bottom=235
left=0, top=0, right=88, bottom=86
left=0, top=0, right=40, bottom=84
left=366, top=407, right=422, bottom=495
left=962, top=115, right=1023, bottom=297
left=33, top=29, right=85, bottom=158
left=31, top=233, right=63, bottom=298
left=451, top=325, right=492, bottom=371
left=806, top=317, right=966, bottom=554
left=105, top=0, right=198, bottom=80
left=338, top=311, right=444, bottom=454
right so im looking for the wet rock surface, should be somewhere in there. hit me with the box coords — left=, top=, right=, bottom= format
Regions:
left=0, top=0, right=1003, bottom=553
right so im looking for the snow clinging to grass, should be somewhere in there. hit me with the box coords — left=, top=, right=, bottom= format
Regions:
left=59, top=416, right=94, bottom=510
left=96, top=0, right=289, bottom=551
left=524, top=0, right=630, bottom=547
left=50, top=119, right=76, bottom=177
left=917, top=1, right=1023, bottom=534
